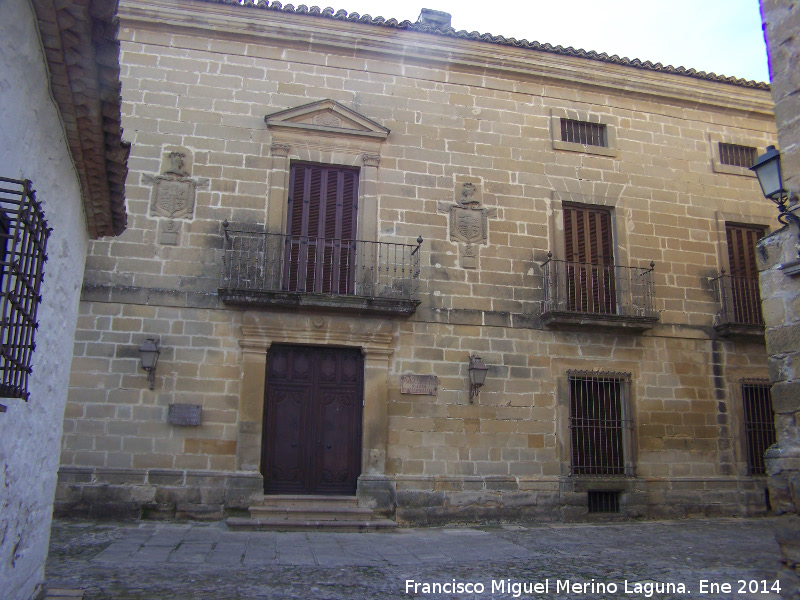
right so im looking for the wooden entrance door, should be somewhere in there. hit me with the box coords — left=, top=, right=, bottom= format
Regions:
left=262, top=344, right=363, bottom=495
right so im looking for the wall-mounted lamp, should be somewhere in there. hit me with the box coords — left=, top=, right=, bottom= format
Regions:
left=138, top=338, right=160, bottom=390
left=750, top=145, right=800, bottom=258
left=468, top=355, right=489, bottom=402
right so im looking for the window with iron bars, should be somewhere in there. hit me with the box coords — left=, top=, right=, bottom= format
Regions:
left=561, top=119, right=607, bottom=147
left=587, top=490, right=621, bottom=513
left=719, top=143, right=756, bottom=169
left=0, top=177, right=50, bottom=410
left=741, top=379, right=776, bottom=476
left=568, top=371, right=634, bottom=476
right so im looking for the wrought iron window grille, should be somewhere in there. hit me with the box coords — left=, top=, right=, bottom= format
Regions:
left=719, top=143, right=757, bottom=169
left=568, top=371, right=635, bottom=477
left=0, top=177, right=51, bottom=410
left=561, top=119, right=607, bottom=147
left=587, top=490, right=621, bottom=513
left=741, top=379, right=775, bottom=476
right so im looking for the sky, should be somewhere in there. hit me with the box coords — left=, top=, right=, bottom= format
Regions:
left=320, top=0, right=770, bottom=83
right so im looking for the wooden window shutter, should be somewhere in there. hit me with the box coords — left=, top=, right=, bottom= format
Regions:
left=284, top=164, right=358, bottom=294
left=563, top=203, right=615, bottom=314
left=725, top=224, right=764, bottom=324
left=726, top=224, right=761, bottom=279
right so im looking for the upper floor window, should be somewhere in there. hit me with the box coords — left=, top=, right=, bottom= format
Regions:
left=718, top=143, right=756, bottom=169
left=0, top=177, right=50, bottom=409
left=551, top=108, right=617, bottom=158
left=561, top=119, right=607, bottom=147
left=710, top=135, right=761, bottom=176
left=540, top=199, right=657, bottom=331
left=563, top=203, right=615, bottom=315
left=285, top=163, right=359, bottom=294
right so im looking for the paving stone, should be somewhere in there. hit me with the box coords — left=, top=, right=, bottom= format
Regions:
left=127, top=546, right=175, bottom=563
left=46, top=518, right=782, bottom=599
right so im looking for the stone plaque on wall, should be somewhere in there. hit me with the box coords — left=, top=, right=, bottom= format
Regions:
left=159, top=219, right=180, bottom=245
left=401, top=374, right=438, bottom=395
left=168, top=403, right=202, bottom=426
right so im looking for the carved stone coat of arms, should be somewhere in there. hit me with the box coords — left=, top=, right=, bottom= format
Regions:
left=147, top=152, right=198, bottom=220
left=440, top=182, right=495, bottom=269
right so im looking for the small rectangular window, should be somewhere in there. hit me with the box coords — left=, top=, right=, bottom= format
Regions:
left=719, top=143, right=756, bottom=168
left=588, top=490, right=621, bottom=513
left=0, top=177, right=51, bottom=408
left=568, top=371, right=634, bottom=476
left=741, top=380, right=776, bottom=475
left=561, top=119, right=607, bottom=147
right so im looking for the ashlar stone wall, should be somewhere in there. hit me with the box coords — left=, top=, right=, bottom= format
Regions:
left=759, top=0, right=800, bottom=597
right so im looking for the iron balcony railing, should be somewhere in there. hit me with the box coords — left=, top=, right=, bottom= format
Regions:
left=541, top=254, right=657, bottom=320
left=710, top=271, right=764, bottom=328
left=220, top=222, right=422, bottom=308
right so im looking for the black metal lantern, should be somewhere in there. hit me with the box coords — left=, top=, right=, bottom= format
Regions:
left=750, top=145, right=786, bottom=201
left=138, top=338, right=160, bottom=390
left=468, top=355, right=489, bottom=402
left=750, top=145, right=800, bottom=258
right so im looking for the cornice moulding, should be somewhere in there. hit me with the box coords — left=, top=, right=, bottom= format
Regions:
left=119, top=0, right=774, bottom=117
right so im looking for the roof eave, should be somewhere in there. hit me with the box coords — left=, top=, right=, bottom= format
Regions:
left=31, top=0, right=129, bottom=238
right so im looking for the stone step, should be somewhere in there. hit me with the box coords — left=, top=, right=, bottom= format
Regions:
left=249, top=505, right=375, bottom=521
left=249, top=494, right=359, bottom=509
left=226, top=516, right=398, bottom=532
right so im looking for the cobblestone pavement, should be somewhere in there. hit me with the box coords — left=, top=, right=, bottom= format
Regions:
left=45, top=518, right=783, bottom=599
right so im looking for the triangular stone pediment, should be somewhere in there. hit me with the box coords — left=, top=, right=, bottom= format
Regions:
left=265, top=99, right=389, bottom=140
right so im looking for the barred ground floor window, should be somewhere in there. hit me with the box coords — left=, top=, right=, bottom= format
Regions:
left=568, top=371, right=634, bottom=476
left=0, top=177, right=50, bottom=408
left=741, top=379, right=776, bottom=475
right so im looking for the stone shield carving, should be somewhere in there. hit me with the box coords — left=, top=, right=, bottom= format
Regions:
left=450, top=206, right=489, bottom=269
left=451, top=207, right=486, bottom=245
left=145, top=151, right=207, bottom=222
left=438, top=181, right=494, bottom=269
left=155, top=179, right=194, bottom=219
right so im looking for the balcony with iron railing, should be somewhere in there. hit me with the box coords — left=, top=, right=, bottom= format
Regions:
left=540, top=253, right=658, bottom=331
left=219, top=222, right=423, bottom=315
left=710, top=271, right=764, bottom=339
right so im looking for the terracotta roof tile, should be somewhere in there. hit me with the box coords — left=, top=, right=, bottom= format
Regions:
left=200, top=0, right=769, bottom=90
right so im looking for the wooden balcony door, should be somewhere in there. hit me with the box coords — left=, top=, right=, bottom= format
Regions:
left=262, top=345, right=363, bottom=495
left=725, top=223, right=764, bottom=325
left=284, top=164, right=359, bottom=294
left=563, top=203, right=615, bottom=314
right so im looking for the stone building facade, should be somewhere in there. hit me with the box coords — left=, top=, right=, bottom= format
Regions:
left=758, top=1, right=800, bottom=598
left=58, top=0, right=779, bottom=524
left=0, top=0, right=128, bottom=597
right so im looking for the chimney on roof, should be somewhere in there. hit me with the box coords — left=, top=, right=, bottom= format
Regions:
left=417, top=8, right=451, bottom=29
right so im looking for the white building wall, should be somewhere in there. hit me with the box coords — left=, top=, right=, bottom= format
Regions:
left=0, top=0, right=90, bottom=597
